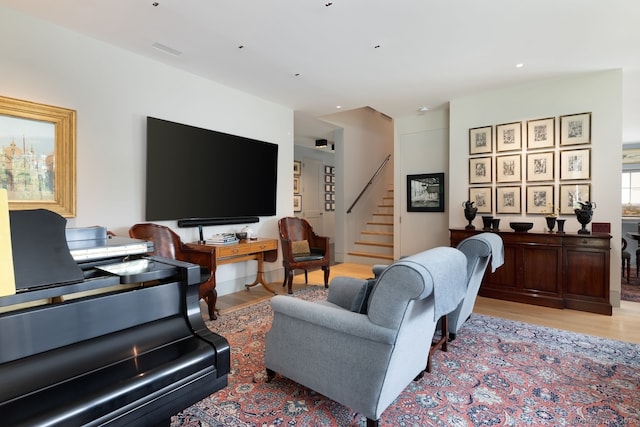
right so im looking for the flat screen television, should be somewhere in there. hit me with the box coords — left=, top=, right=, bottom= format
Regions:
left=145, top=117, right=278, bottom=223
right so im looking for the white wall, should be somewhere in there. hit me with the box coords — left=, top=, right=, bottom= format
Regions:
left=394, top=110, right=450, bottom=257
left=449, top=70, right=623, bottom=306
left=0, top=6, right=294, bottom=295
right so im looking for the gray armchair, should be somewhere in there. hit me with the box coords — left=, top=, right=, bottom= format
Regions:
left=264, top=246, right=468, bottom=427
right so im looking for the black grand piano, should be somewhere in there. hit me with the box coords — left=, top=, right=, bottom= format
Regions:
left=0, top=209, right=230, bottom=426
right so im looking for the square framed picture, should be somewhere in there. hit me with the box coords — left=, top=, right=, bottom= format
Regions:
left=406, top=173, right=445, bottom=212
left=325, top=193, right=331, bottom=201
left=469, top=187, right=493, bottom=214
left=526, top=151, right=554, bottom=182
left=496, top=121, right=522, bottom=152
left=527, top=117, right=555, bottom=149
left=496, top=186, right=521, bottom=214
left=325, top=174, right=332, bottom=183
left=496, top=154, right=521, bottom=183
left=469, top=126, right=492, bottom=154
left=560, top=148, right=591, bottom=180
left=526, top=185, right=554, bottom=214
left=324, top=165, right=332, bottom=174
left=325, top=202, right=332, bottom=211
left=293, top=161, right=301, bottom=175
left=293, top=177, right=300, bottom=193
left=560, top=112, right=591, bottom=146
left=559, top=183, right=590, bottom=215
left=325, top=184, right=332, bottom=192
left=469, top=157, right=492, bottom=184
left=293, top=195, right=302, bottom=212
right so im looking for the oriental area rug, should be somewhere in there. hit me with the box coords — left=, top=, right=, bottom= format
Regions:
left=172, top=287, right=640, bottom=427
left=622, top=270, right=640, bottom=303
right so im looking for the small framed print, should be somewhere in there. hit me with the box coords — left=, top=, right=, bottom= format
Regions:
left=527, top=117, right=555, bottom=149
left=560, top=148, right=591, bottom=180
left=496, top=122, right=522, bottom=152
left=293, top=177, right=300, bottom=193
left=559, top=183, right=590, bottom=215
left=325, top=174, right=332, bottom=183
left=496, top=186, right=521, bottom=214
left=325, top=165, right=332, bottom=174
left=469, top=126, right=492, bottom=154
left=407, top=173, right=445, bottom=212
left=325, top=184, right=332, bottom=192
left=496, top=154, right=521, bottom=183
left=325, top=193, right=331, bottom=201
left=526, top=185, right=554, bottom=214
left=469, top=187, right=493, bottom=214
left=331, top=185, right=335, bottom=192
left=469, top=157, right=492, bottom=184
left=325, top=202, right=332, bottom=211
left=560, top=112, right=591, bottom=146
left=293, top=161, right=301, bottom=175
left=526, top=151, right=554, bottom=182
left=293, top=195, right=302, bottom=212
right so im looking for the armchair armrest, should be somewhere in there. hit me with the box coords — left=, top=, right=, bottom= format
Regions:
left=270, top=296, right=395, bottom=344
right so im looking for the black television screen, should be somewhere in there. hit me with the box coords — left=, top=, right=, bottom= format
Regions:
left=145, top=117, right=278, bottom=222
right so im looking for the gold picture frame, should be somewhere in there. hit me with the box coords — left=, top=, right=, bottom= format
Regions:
left=526, top=151, right=554, bottom=182
left=469, top=126, right=492, bottom=155
left=560, top=112, right=591, bottom=146
left=526, top=117, right=555, bottom=149
left=496, top=186, right=521, bottom=214
left=559, top=183, right=590, bottom=215
left=560, top=148, right=591, bottom=180
left=526, top=185, right=554, bottom=215
left=0, top=96, right=76, bottom=217
left=469, top=187, right=492, bottom=213
left=469, top=157, right=492, bottom=184
left=496, top=121, right=522, bottom=152
left=496, top=154, right=521, bottom=183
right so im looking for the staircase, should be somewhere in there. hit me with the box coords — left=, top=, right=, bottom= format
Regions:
left=348, top=188, right=394, bottom=263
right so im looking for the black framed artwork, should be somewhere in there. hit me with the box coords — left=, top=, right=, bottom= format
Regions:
left=406, top=173, right=445, bottom=212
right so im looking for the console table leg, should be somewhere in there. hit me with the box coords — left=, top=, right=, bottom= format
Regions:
left=245, top=253, right=276, bottom=294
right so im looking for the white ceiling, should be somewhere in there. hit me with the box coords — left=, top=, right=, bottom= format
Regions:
left=3, top=0, right=640, bottom=147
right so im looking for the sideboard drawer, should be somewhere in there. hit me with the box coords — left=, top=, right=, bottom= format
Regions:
left=217, top=244, right=251, bottom=258
left=250, top=240, right=277, bottom=252
left=563, top=235, right=610, bottom=249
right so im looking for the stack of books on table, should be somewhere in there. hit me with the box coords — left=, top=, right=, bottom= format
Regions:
left=206, top=233, right=238, bottom=245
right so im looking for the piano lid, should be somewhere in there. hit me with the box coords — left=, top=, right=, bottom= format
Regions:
left=10, top=209, right=84, bottom=291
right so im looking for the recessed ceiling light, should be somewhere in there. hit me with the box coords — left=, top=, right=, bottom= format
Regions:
left=418, top=106, right=429, bottom=113
left=336, top=105, right=342, bottom=109
left=516, top=63, right=524, bottom=68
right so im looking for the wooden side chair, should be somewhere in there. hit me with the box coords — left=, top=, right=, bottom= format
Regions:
left=622, top=237, right=630, bottom=283
left=129, top=223, right=218, bottom=319
left=278, top=217, right=330, bottom=294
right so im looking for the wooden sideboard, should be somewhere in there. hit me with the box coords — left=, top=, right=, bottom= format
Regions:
left=450, top=228, right=612, bottom=315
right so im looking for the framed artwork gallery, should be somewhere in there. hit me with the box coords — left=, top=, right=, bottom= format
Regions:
left=466, top=111, right=592, bottom=219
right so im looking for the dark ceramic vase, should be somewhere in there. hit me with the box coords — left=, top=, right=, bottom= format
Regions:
left=556, top=219, right=566, bottom=233
left=574, top=201, right=595, bottom=235
left=482, top=216, right=493, bottom=230
left=545, top=217, right=556, bottom=232
left=463, top=201, right=478, bottom=230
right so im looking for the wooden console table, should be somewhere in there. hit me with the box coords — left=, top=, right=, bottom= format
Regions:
left=185, top=238, right=279, bottom=318
left=450, top=228, right=612, bottom=315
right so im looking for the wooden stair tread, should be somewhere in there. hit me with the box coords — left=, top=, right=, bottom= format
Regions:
left=367, top=221, right=393, bottom=226
left=378, top=204, right=393, bottom=208
left=355, top=241, right=393, bottom=248
left=361, top=231, right=393, bottom=236
left=372, top=213, right=393, bottom=217
left=348, top=251, right=394, bottom=261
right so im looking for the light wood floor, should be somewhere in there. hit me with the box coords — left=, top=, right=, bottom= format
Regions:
left=215, top=263, right=640, bottom=345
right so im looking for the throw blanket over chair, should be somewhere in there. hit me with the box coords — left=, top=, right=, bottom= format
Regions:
left=447, top=232, right=504, bottom=339
left=265, top=246, right=467, bottom=426
left=278, top=217, right=330, bottom=294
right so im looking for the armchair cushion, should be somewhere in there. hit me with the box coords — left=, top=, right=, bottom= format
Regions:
left=291, top=240, right=311, bottom=256
left=326, top=277, right=376, bottom=313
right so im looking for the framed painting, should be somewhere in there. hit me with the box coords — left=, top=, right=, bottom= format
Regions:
left=406, top=173, right=445, bottom=212
left=0, top=96, right=76, bottom=217
left=496, top=186, right=521, bottom=214
left=559, top=183, right=590, bottom=215
left=526, top=151, right=554, bottom=182
left=496, top=154, right=521, bottom=183
left=560, top=148, right=591, bottom=180
left=293, top=195, right=302, bottom=212
left=293, top=177, right=300, bottom=194
left=469, top=126, right=492, bottom=154
left=526, top=185, right=554, bottom=214
left=527, top=117, right=555, bottom=149
left=560, top=112, right=591, bottom=146
left=469, top=157, right=492, bottom=184
left=496, top=121, right=522, bottom=152
left=293, top=160, right=301, bottom=175
left=469, top=187, right=492, bottom=214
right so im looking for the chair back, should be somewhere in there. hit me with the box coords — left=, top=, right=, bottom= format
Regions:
left=278, top=217, right=314, bottom=242
left=129, top=223, right=182, bottom=260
